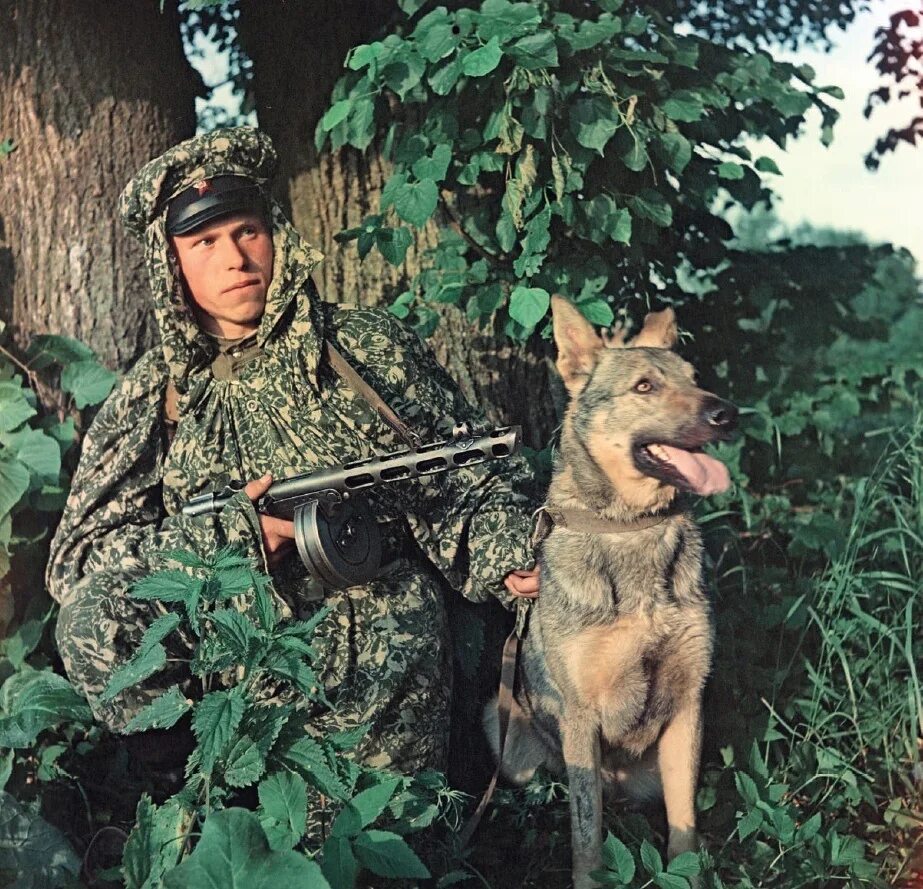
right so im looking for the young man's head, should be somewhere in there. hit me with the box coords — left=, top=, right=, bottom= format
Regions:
left=166, top=175, right=273, bottom=339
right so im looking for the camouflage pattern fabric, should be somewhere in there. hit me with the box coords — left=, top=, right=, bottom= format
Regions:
left=46, top=127, right=537, bottom=778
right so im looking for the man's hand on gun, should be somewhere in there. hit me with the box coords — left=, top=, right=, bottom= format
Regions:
left=244, top=473, right=296, bottom=567
left=240, top=447, right=540, bottom=595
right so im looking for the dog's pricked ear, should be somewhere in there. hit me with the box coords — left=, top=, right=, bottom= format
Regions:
left=629, top=308, right=678, bottom=349
left=551, top=295, right=604, bottom=394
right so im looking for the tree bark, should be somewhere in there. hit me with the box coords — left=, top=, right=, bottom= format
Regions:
left=0, top=0, right=199, bottom=372
left=237, top=0, right=562, bottom=447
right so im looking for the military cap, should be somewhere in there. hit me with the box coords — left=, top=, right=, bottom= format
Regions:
left=118, top=127, right=278, bottom=240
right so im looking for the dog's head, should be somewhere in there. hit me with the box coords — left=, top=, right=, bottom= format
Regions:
left=552, top=296, right=737, bottom=511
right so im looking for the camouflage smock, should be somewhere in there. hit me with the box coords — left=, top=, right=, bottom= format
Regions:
left=45, top=128, right=536, bottom=776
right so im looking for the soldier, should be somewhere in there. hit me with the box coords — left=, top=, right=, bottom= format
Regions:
left=46, top=127, right=538, bottom=779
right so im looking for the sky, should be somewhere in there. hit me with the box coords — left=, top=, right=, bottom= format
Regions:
left=749, top=0, right=923, bottom=260
left=190, top=2, right=922, bottom=261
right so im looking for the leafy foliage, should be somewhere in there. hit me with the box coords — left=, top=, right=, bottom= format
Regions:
left=0, top=323, right=115, bottom=636
left=319, top=0, right=838, bottom=340
left=864, top=8, right=923, bottom=168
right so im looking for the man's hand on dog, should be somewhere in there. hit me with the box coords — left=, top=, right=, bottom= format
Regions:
left=504, top=566, right=540, bottom=598
left=245, top=473, right=297, bottom=567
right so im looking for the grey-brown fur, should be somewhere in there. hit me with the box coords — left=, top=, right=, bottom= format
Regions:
left=484, top=297, right=737, bottom=888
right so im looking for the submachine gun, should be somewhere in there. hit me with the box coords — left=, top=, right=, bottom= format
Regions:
left=183, top=425, right=522, bottom=590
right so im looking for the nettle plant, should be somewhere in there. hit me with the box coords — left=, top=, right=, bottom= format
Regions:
left=95, top=549, right=456, bottom=888
left=317, top=0, right=841, bottom=338
left=1, top=545, right=459, bottom=887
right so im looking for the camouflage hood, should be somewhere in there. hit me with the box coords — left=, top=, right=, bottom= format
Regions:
left=118, top=127, right=325, bottom=388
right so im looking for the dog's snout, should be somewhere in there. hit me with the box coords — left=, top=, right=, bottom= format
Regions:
left=703, top=397, right=738, bottom=431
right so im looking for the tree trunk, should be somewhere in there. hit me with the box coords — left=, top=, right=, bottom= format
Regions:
left=0, top=0, right=199, bottom=372
left=237, top=0, right=562, bottom=447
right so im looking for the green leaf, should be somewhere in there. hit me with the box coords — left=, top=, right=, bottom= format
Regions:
left=662, top=91, right=704, bottom=122
left=620, top=136, right=648, bottom=172
left=376, top=227, right=414, bottom=265
left=577, top=298, right=614, bottom=327
left=476, top=0, right=540, bottom=42
left=508, top=286, right=550, bottom=334
left=162, top=808, right=330, bottom=889
left=738, top=807, right=763, bottom=840
left=383, top=51, right=426, bottom=100
left=209, top=609, right=261, bottom=662
left=667, top=851, right=701, bottom=877
left=628, top=189, right=672, bottom=227
left=654, top=874, right=690, bottom=889
left=193, top=688, right=246, bottom=775
left=467, top=283, right=504, bottom=321
left=393, top=178, right=439, bottom=228
left=346, top=98, right=376, bottom=151
left=132, top=569, right=202, bottom=603
left=601, top=832, right=635, bottom=883
left=60, top=359, right=117, bottom=408
left=0, top=381, right=36, bottom=433
left=125, top=686, right=192, bottom=733
left=610, top=208, right=632, bottom=244
left=352, top=829, right=430, bottom=879
left=259, top=771, right=308, bottom=851
left=224, top=737, right=266, bottom=788
left=122, top=796, right=187, bottom=889
left=332, top=777, right=400, bottom=838
left=327, top=724, right=372, bottom=752
left=0, top=790, right=81, bottom=887
left=428, top=55, right=465, bottom=95
left=346, top=43, right=382, bottom=71
left=735, top=771, right=761, bottom=807
left=25, top=334, right=93, bottom=371
left=101, top=641, right=167, bottom=702
left=658, top=131, right=692, bottom=174
left=561, top=14, right=622, bottom=51
left=0, top=671, right=92, bottom=748
left=639, top=839, right=663, bottom=875
left=462, top=37, right=503, bottom=77
left=507, top=32, right=558, bottom=69
left=0, top=457, right=29, bottom=522
left=276, top=735, right=349, bottom=801
left=412, top=143, right=452, bottom=182
left=570, top=97, right=619, bottom=153
left=320, top=100, right=351, bottom=132
left=413, top=9, right=459, bottom=63
left=717, top=161, right=745, bottom=180
left=754, top=155, right=781, bottom=174
left=321, top=835, right=359, bottom=889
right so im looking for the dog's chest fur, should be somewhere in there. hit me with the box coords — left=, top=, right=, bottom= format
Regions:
left=528, top=517, right=713, bottom=755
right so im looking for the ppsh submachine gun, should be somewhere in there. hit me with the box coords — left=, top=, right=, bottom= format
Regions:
left=183, top=425, right=522, bottom=590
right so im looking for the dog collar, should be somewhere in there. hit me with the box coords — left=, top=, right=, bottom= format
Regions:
left=531, top=502, right=683, bottom=544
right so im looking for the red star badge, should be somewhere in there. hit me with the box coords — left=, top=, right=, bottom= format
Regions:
left=193, top=179, right=210, bottom=196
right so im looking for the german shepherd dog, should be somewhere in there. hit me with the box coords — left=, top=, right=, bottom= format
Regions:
left=485, top=297, right=737, bottom=888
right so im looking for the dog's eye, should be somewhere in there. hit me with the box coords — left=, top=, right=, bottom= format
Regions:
left=634, top=379, right=653, bottom=394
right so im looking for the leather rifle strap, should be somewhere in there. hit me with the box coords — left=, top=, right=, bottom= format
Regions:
left=323, top=340, right=421, bottom=449
left=457, top=622, right=522, bottom=848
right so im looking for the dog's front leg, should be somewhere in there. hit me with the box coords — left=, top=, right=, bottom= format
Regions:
left=562, top=712, right=602, bottom=889
left=658, top=696, right=703, bottom=881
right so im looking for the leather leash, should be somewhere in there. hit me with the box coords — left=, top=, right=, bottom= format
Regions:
left=458, top=599, right=529, bottom=848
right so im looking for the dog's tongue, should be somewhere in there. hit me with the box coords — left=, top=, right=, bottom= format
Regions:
left=656, top=445, right=731, bottom=495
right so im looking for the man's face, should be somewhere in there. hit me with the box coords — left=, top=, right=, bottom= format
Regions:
left=170, top=211, right=274, bottom=339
